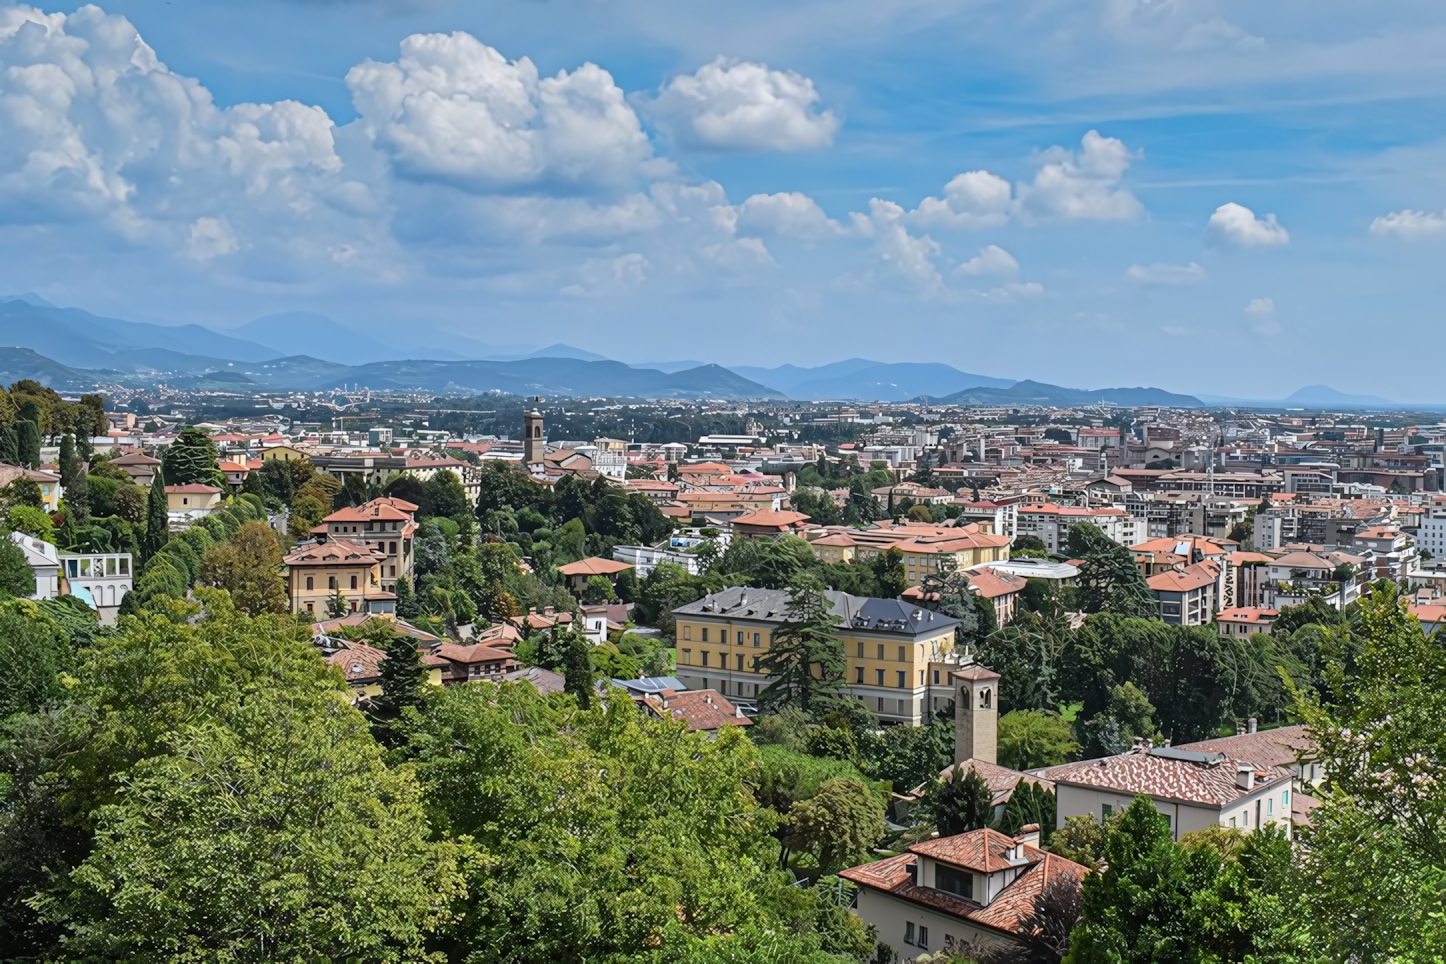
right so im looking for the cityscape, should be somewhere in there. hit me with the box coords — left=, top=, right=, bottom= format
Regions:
left=2, top=1, right=1444, bottom=962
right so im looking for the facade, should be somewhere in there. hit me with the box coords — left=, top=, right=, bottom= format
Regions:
left=1039, top=745, right=1296, bottom=840
left=671, top=586, right=962, bottom=724
left=524, top=407, right=546, bottom=465
left=164, top=484, right=224, bottom=530
left=10, top=531, right=60, bottom=599
left=1217, top=607, right=1279, bottom=637
left=1146, top=561, right=1220, bottom=626
left=58, top=551, right=134, bottom=624
left=107, top=451, right=161, bottom=487
left=840, top=827, right=1087, bottom=961
left=1017, top=503, right=1138, bottom=552
left=282, top=539, right=396, bottom=616
left=0, top=464, right=63, bottom=511
left=319, top=497, right=417, bottom=591
left=1419, top=498, right=1446, bottom=560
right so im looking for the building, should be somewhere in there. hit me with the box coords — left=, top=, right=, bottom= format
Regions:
left=58, top=551, right=134, bottom=624
left=318, top=497, right=417, bottom=591
left=1217, top=607, right=1278, bottom=637
left=282, top=540, right=396, bottom=617
left=1418, top=497, right=1446, bottom=560
left=633, top=688, right=753, bottom=736
left=1038, top=744, right=1296, bottom=840
left=671, top=586, right=962, bottom=724
left=107, top=451, right=161, bottom=487
left=164, top=484, right=224, bottom=530
left=1178, top=723, right=1323, bottom=794
left=1146, top=561, right=1220, bottom=626
left=0, top=464, right=63, bottom=512
left=524, top=406, right=546, bottom=465
left=431, top=641, right=520, bottom=683
left=729, top=509, right=812, bottom=539
left=10, top=531, right=60, bottom=599
left=556, top=557, right=635, bottom=593
left=1016, top=503, right=1138, bottom=552
left=840, top=826, right=1087, bottom=961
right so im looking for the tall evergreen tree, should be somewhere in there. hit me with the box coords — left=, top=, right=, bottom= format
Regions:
left=373, top=632, right=430, bottom=724
left=1068, top=522, right=1157, bottom=619
left=757, top=581, right=848, bottom=718
left=16, top=419, right=40, bottom=468
left=161, top=427, right=224, bottom=487
left=562, top=629, right=594, bottom=709
left=922, top=764, right=995, bottom=835
left=141, top=476, right=169, bottom=563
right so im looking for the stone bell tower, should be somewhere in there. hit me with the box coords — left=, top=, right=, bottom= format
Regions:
left=523, top=399, right=545, bottom=465
left=953, top=663, right=1001, bottom=766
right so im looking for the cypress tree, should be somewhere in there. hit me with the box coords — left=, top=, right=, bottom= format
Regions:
left=16, top=420, right=40, bottom=468
left=562, top=629, right=594, bottom=709
left=142, top=476, right=169, bottom=563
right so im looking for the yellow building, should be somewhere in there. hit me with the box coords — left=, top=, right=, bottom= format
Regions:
left=805, top=522, right=1012, bottom=588
left=282, top=539, right=396, bottom=617
left=672, top=586, right=965, bottom=726
left=262, top=445, right=309, bottom=463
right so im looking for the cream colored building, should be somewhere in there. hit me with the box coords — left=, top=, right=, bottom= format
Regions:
left=282, top=539, right=396, bottom=617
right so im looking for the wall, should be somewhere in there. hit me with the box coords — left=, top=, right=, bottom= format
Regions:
left=1055, top=781, right=1293, bottom=840
left=855, top=888, right=1004, bottom=962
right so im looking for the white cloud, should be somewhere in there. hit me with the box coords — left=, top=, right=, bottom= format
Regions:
left=347, top=32, right=658, bottom=190
left=864, top=198, right=944, bottom=292
left=733, top=192, right=845, bottom=238
left=978, top=280, right=1044, bottom=300
left=953, top=244, right=1019, bottom=277
left=1245, top=297, right=1275, bottom=314
left=1207, top=202, right=1289, bottom=247
left=1015, top=131, right=1144, bottom=222
left=909, top=171, right=1012, bottom=229
left=647, top=57, right=839, bottom=152
left=1369, top=209, right=1446, bottom=238
left=183, top=218, right=239, bottom=262
left=1125, top=261, right=1206, bottom=284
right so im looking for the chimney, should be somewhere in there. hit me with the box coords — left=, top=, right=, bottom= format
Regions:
left=1247, top=717, right=1258, bottom=734
left=1236, top=764, right=1255, bottom=791
left=1015, top=823, right=1041, bottom=850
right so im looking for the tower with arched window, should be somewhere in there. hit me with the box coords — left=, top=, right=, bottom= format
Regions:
left=952, top=663, right=1001, bottom=766
left=524, top=402, right=546, bottom=464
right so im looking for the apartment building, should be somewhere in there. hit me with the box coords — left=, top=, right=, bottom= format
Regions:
left=318, top=497, right=417, bottom=592
left=1146, top=561, right=1220, bottom=626
left=672, top=586, right=963, bottom=725
left=1419, top=497, right=1446, bottom=560
left=1016, top=503, right=1138, bottom=553
left=283, top=540, right=396, bottom=617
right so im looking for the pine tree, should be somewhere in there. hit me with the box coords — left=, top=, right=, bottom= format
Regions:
left=562, top=629, right=594, bottom=708
left=923, top=764, right=995, bottom=835
left=1069, top=522, right=1157, bottom=619
left=756, top=582, right=848, bottom=718
left=327, top=589, right=349, bottom=619
left=394, top=574, right=420, bottom=618
left=142, top=476, right=169, bottom=563
left=16, top=419, right=40, bottom=468
left=373, top=633, right=429, bottom=719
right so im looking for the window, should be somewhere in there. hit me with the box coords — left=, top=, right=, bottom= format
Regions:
left=701, top=652, right=709, bottom=667
left=857, top=641, right=865, bottom=658
left=1102, top=804, right=1113, bottom=820
left=980, top=688, right=992, bottom=709
left=1283, top=790, right=1290, bottom=805
left=390, top=565, right=396, bottom=577
left=918, top=926, right=929, bottom=950
left=920, top=670, right=925, bottom=686
left=1268, top=798, right=1274, bottom=816
left=896, top=670, right=906, bottom=688
left=390, top=541, right=397, bottom=553
left=1229, top=816, right=1237, bottom=829
left=877, top=644, right=884, bottom=659
left=856, top=667, right=865, bottom=684
left=306, top=576, right=314, bottom=590
left=683, top=626, right=692, bottom=641
left=702, top=628, right=709, bottom=642
left=119, top=557, right=129, bottom=575
left=897, top=646, right=907, bottom=662
left=350, top=575, right=358, bottom=590
left=935, top=864, right=973, bottom=899
left=1163, top=813, right=1172, bottom=830
left=932, top=669, right=939, bottom=685
left=737, top=631, right=744, bottom=645
left=898, top=698, right=910, bottom=715
left=306, top=602, right=314, bottom=613
left=736, top=654, right=744, bottom=671
left=876, top=669, right=885, bottom=686
left=328, top=576, right=337, bottom=590
left=905, top=923, right=915, bottom=946
left=681, top=649, right=691, bottom=664
left=753, top=632, right=761, bottom=647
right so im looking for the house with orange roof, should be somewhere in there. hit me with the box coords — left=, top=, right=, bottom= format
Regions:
left=1217, top=607, right=1279, bottom=637
left=730, top=508, right=812, bottom=539
left=1146, top=560, right=1220, bottom=625
left=282, top=539, right=395, bottom=617
left=634, top=688, right=752, bottom=736
left=556, top=556, right=634, bottom=592
left=840, top=826, right=1086, bottom=960
left=164, top=483, right=224, bottom=530
left=319, top=497, right=417, bottom=592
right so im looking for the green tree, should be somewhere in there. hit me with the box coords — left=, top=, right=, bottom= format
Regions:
left=0, top=606, right=69, bottom=718
left=420, top=469, right=470, bottom=522
left=327, top=588, right=349, bottom=619
left=1079, top=682, right=1158, bottom=758
left=562, top=628, right=595, bottom=708
left=998, top=709, right=1078, bottom=770
left=142, top=475, right=169, bottom=563
left=757, top=583, right=848, bottom=718
left=9, top=504, right=54, bottom=541
left=373, top=632, right=430, bottom=724
left=160, top=427, right=224, bottom=488
left=922, top=764, right=994, bottom=835
left=1068, top=523, right=1156, bottom=619
left=581, top=573, right=617, bottom=604
left=1049, top=814, right=1112, bottom=872
left=1066, top=795, right=1193, bottom=964
left=0, top=533, right=37, bottom=598
left=786, top=777, right=885, bottom=874
left=1290, top=581, right=1446, bottom=959
left=198, top=520, right=288, bottom=616
left=110, top=484, right=146, bottom=524
left=16, top=418, right=41, bottom=468
left=870, top=546, right=907, bottom=599
left=998, top=781, right=1058, bottom=845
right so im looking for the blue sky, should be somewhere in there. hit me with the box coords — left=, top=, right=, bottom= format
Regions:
left=3, top=0, right=1446, bottom=399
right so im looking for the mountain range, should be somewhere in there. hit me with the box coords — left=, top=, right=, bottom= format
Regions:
left=1194, top=385, right=1401, bottom=409
left=731, top=359, right=1015, bottom=401
left=928, top=380, right=1206, bottom=408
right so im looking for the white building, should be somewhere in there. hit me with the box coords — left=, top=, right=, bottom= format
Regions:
left=1015, top=503, right=1139, bottom=553
left=1417, top=497, right=1446, bottom=560
left=60, top=552, right=135, bottom=625
left=10, top=531, right=60, bottom=599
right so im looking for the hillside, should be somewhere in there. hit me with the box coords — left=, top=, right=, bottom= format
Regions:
left=731, top=359, right=1015, bottom=401
left=931, top=379, right=1203, bottom=408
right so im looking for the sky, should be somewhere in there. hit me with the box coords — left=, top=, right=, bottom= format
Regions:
left=3, top=0, right=1446, bottom=400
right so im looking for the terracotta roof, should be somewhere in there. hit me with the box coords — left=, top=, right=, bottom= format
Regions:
left=1146, top=562, right=1218, bottom=593
left=109, top=452, right=161, bottom=466
left=967, top=567, right=1028, bottom=599
left=282, top=539, right=385, bottom=566
left=912, top=826, right=1040, bottom=874
left=934, top=758, right=1053, bottom=806
left=1217, top=607, right=1279, bottom=624
left=951, top=665, right=1001, bottom=682
left=1177, top=725, right=1316, bottom=770
left=1039, top=746, right=1291, bottom=807
left=730, top=509, right=811, bottom=528
left=164, top=483, right=222, bottom=494
left=1269, top=550, right=1335, bottom=570
left=839, top=832, right=1086, bottom=940
left=810, top=533, right=858, bottom=547
left=638, top=689, right=752, bottom=732
left=324, top=500, right=416, bottom=523
left=434, top=641, right=517, bottom=665
left=326, top=641, right=387, bottom=683
left=310, top=612, right=440, bottom=642
left=557, top=557, right=634, bottom=577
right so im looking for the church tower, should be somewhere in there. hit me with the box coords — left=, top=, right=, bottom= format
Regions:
left=953, top=664, right=1001, bottom=766
left=524, top=401, right=545, bottom=465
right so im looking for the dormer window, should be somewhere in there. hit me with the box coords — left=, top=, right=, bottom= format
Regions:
left=934, top=864, right=973, bottom=899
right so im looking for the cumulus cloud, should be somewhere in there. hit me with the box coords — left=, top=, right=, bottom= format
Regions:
left=905, top=131, right=1142, bottom=230
left=732, top=192, right=846, bottom=238
left=646, top=57, right=839, bottom=152
left=1125, top=261, right=1206, bottom=284
left=1369, top=209, right=1446, bottom=238
left=1207, top=202, right=1289, bottom=247
left=184, top=218, right=240, bottom=262
left=1016, top=131, right=1143, bottom=222
left=910, top=171, right=1012, bottom=229
left=953, top=244, right=1019, bottom=277
left=1245, top=297, right=1275, bottom=314
left=864, top=199, right=944, bottom=292
left=347, top=32, right=658, bottom=190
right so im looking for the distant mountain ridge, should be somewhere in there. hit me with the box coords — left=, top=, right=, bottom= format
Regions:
left=928, top=380, right=1205, bottom=408
left=1195, top=385, right=1400, bottom=409
left=730, top=359, right=1015, bottom=401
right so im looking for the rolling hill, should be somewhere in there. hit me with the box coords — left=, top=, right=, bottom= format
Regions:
left=930, top=380, right=1203, bottom=408
left=731, top=359, right=1015, bottom=400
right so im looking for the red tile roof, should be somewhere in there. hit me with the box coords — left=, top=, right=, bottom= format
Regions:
left=1039, top=746, right=1291, bottom=807
left=557, top=557, right=634, bottom=577
left=164, top=483, right=223, bottom=494
left=282, top=539, right=385, bottom=567
left=1177, top=725, right=1315, bottom=770
left=638, top=689, right=752, bottom=732
left=730, top=509, right=811, bottom=529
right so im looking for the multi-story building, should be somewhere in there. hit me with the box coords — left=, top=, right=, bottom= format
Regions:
left=318, top=497, right=417, bottom=592
left=1418, top=497, right=1446, bottom=560
left=1016, top=503, right=1137, bottom=553
left=672, top=586, right=964, bottom=725
left=1353, top=525, right=1417, bottom=581
left=164, top=484, right=224, bottom=530
left=282, top=540, right=396, bottom=617
left=1146, top=561, right=1220, bottom=626
left=59, top=551, right=134, bottom=624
